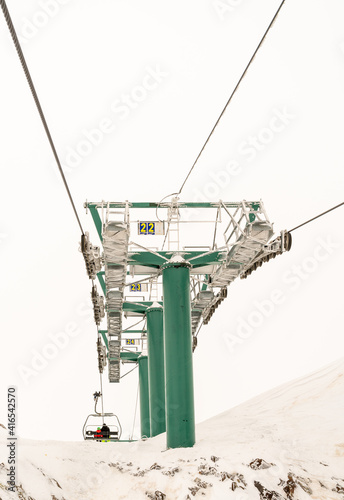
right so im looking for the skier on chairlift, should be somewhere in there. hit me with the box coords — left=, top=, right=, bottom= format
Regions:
left=101, top=423, right=110, bottom=440
left=95, top=427, right=102, bottom=441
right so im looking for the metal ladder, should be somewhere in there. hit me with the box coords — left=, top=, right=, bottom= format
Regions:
left=149, top=277, right=159, bottom=302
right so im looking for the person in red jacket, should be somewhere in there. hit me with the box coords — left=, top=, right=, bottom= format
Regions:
left=95, top=427, right=103, bottom=441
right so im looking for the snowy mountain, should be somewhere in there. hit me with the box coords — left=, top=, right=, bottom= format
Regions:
left=1, top=358, right=344, bottom=500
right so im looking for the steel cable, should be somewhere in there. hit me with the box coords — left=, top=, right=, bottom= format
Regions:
left=169, top=0, right=287, bottom=198
left=289, top=202, right=344, bottom=233
left=0, top=0, right=84, bottom=234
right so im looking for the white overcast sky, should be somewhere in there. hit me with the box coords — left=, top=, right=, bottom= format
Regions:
left=1, top=0, right=344, bottom=442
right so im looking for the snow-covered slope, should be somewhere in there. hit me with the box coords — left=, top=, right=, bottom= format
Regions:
left=1, top=358, right=344, bottom=500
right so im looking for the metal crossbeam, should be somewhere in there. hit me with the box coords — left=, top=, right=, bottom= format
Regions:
left=127, top=250, right=226, bottom=268
left=86, top=201, right=262, bottom=210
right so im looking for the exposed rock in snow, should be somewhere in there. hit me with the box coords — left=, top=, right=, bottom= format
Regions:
left=279, top=472, right=313, bottom=498
left=1, top=358, right=344, bottom=499
left=254, top=480, right=286, bottom=499
left=250, top=458, right=275, bottom=470
left=145, top=491, right=166, bottom=500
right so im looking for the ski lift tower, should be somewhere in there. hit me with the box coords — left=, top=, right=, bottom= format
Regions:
left=82, top=199, right=291, bottom=448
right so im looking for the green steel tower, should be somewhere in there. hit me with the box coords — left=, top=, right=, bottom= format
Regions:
left=82, top=200, right=291, bottom=448
left=146, top=304, right=166, bottom=437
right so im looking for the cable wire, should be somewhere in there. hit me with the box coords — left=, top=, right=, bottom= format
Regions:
left=96, top=327, right=105, bottom=424
left=289, top=202, right=344, bottom=233
left=195, top=319, right=204, bottom=338
left=99, top=372, right=105, bottom=425
left=129, top=380, right=139, bottom=441
left=122, top=318, right=145, bottom=333
left=0, top=0, right=84, bottom=235
left=161, top=219, right=170, bottom=251
left=176, top=0, right=287, bottom=196
left=120, top=364, right=138, bottom=379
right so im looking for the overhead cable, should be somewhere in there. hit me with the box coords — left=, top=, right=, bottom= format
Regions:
left=0, top=0, right=84, bottom=234
left=289, top=202, right=344, bottom=233
left=176, top=0, right=287, bottom=196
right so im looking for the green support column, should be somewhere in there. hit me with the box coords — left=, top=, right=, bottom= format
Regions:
left=146, top=305, right=166, bottom=437
left=162, top=257, right=195, bottom=448
left=138, top=354, right=150, bottom=438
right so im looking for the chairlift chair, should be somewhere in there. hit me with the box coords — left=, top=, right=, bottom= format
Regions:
left=82, top=391, right=122, bottom=441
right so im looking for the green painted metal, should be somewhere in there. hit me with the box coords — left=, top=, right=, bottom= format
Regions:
left=201, top=275, right=209, bottom=291
left=122, top=301, right=162, bottom=314
left=98, top=330, right=108, bottom=350
left=249, top=202, right=260, bottom=222
left=127, top=253, right=165, bottom=267
left=97, top=272, right=106, bottom=295
left=146, top=306, right=166, bottom=437
left=124, top=330, right=147, bottom=333
left=120, top=351, right=141, bottom=362
left=162, top=260, right=195, bottom=448
left=127, top=250, right=225, bottom=269
left=188, top=250, right=226, bottom=268
left=87, top=201, right=261, bottom=209
left=138, top=355, right=151, bottom=438
left=89, top=204, right=103, bottom=241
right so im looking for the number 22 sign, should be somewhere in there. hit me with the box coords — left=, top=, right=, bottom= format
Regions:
left=138, top=222, right=164, bottom=235
left=139, top=222, right=155, bottom=234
